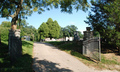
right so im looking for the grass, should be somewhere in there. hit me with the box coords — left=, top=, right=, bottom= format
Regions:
left=47, top=41, right=120, bottom=70
left=0, top=40, right=33, bottom=72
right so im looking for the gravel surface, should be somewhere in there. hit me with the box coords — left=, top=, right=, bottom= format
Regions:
left=32, top=42, right=118, bottom=72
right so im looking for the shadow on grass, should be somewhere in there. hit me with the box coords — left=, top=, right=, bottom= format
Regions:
left=33, top=57, right=73, bottom=72
left=0, top=41, right=34, bottom=72
left=0, top=41, right=10, bottom=68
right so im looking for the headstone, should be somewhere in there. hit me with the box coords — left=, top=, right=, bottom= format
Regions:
left=9, top=29, right=22, bottom=64
left=74, top=31, right=80, bottom=41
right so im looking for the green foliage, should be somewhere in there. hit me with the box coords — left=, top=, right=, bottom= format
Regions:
left=38, top=18, right=60, bottom=39
left=46, top=18, right=60, bottom=38
left=59, top=27, right=64, bottom=38
left=38, top=22, right=49, bottom=38
left=62, top=27, right=70, bottom=37
left=0, top=21, right=11, bottom=28
left=85, top=0, right=120, bottom=48
left=66, top=25, right=78, bottom=37
left=0, top=0, right=89, bottom=19
left=78, top=31, right=83, bottom=38
left=0, top=26, right=10, bottom=41
left=104, top=0, right=120, bottom=24
left=60, top=25, right=78, bottom=38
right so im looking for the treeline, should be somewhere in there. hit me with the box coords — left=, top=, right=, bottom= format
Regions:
left=38, top=18, right=83, bottom=40
left=0, top=18, right=83, bottom=41
left=0, top=20, right=39, bottom=41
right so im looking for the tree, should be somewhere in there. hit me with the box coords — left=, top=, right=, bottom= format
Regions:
left=62, top=27, right=70, bottom=38
left=0, top=0, right=89, bottom=30
left=53, top=20, right=60, bottom=38
left=0, top=21, right=11, bottom=41
left=78, top=31, right=83, bottom=38
left=38, top=22, right=49, bottom=40
left=84, top=0, right=114, bottom=39
left=59, top=27, right=64, bottom=38
left=46, top=18, right=60, bottom=39
left=104, top=0, right=120, bottom=25
left=66, top=25, right=78, bottom=37
left=0, top=21, right=11, bottom=28
left=84, top=0, right=120, bottom=52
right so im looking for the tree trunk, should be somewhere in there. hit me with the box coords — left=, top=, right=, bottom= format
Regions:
left=11, top=15, right=18, bottom=30
left=0, top=34, right=1, bottom=44
left=119, top=48, right=120, bottom=55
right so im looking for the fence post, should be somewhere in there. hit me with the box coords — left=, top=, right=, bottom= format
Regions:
left=99, top=34, right=101, bottom=61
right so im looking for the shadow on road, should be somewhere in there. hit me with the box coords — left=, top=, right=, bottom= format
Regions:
left=33, top=57, right=73, bottom=72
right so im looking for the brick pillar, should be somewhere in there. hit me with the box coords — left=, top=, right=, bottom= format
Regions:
left=9, top=29, right=22, bottom=64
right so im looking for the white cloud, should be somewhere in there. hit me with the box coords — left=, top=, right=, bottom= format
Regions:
left=70, top=21, right=76, bottom=24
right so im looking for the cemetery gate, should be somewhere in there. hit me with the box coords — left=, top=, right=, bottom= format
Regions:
left=83, top=36, right=101, bottom=61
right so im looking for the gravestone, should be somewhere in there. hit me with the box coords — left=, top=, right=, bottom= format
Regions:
left=74, top=31, right=80, bottom=41
left=9, top=29, right=22, bottom=64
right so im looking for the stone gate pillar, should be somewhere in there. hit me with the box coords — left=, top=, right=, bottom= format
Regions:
left=83, top=27, right=93, bottom=40
left=9, top=29, right=22, bottom=64
left=83, top=27, right=94, bottom=55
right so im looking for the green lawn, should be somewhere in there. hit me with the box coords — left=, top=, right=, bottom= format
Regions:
left=0, top=40, right=33, bottom=72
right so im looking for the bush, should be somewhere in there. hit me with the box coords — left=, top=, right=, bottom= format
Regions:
left=0, top=26, right=10, bottom=41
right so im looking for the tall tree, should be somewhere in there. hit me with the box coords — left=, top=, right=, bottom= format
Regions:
left=53, top=20, right=60, bottom=38
left=46, top=18, right=60, bottom=39
left=85, top=0, right=120, bottom=51
left=62, top=27, right=70, bottom=38
left=38, top=22, right=49, bottom=40
left=66, top=25, right=78, bottom=37
left=59, top=27, right=64, bottom=38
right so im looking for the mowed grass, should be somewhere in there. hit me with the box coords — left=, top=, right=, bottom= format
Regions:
left=0, top=40, right=33, bottom=72
left=47, top=41, right=120, bottom=70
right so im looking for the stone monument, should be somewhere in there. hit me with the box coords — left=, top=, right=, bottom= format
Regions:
left=73, top=31, right=80, bottom=41
left=9, top=29, right=22, bottom=64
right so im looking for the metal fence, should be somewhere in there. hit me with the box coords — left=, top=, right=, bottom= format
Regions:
left=83, top=36, right=101, bottom=61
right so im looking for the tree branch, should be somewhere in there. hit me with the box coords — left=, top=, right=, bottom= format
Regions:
left=10, top=0, right=23, bottom=18
left=8, top=0, right=19, bottom=5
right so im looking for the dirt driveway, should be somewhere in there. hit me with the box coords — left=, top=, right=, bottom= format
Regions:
left=32, top=42, right=118, bottom=72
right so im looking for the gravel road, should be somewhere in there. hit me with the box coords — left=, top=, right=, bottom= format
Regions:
left=32, top=42, right=118, bottom=72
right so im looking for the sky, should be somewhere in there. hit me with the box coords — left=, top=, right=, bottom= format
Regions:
left=0, top=4, right=91, bottom=34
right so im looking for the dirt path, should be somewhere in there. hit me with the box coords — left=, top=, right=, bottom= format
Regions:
left=32, top=42, right=118, bottom=72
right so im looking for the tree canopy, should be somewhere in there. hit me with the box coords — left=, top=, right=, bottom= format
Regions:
left=0, top=0, right=89, bottom=30
left=85, top=0, right=120, bottom=47
left=38, top=18, right=60, bottom=39
left=59, top=25, right=78, bottom=38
